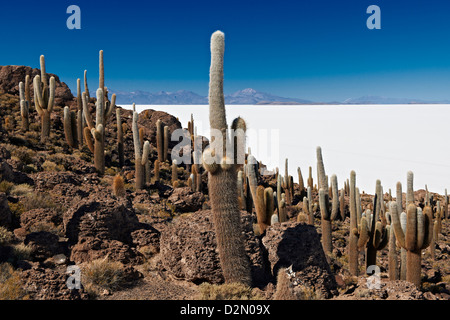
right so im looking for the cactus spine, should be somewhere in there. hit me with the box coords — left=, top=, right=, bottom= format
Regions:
left=390, top=173, right=433, bottom=288
left=202, top=31, right=251, bottom=285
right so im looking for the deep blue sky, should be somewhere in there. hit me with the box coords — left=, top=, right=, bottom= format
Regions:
left=1, top=0, right=450, bottom=101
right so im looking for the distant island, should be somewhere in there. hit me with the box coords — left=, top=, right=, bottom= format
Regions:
left=76, top=88, right=450, bottom=105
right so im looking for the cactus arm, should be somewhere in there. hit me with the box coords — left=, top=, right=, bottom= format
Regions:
left=357, top=216, right=370, bottom=249
left=421, top=206, right=433, bottom=249
left=84, top=127, right=94, bottom=153
left=63, top=106, right=75, bottom=147
left=47, top=77, right=55, bottom=112
left=95, top=88, right=104, bottom=132
left=141, top=141, right=150, bottom=166
left=389, top=202, right=406, bottom=249
left=132, top=111, right=141, bottom=160
left=82, top=92, right=95, bottom=130
left=330, top=174, right=339, bottom=220
left=33, top=75, right=44, bottom=115
left=406, top=171, right=414, bottom=204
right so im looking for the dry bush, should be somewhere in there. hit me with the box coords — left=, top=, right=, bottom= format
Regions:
left=82, top=257, right=127, bottom=295
left=0, top=180, right=14, bottom=194
left=0, top=226, right=13, bottom=246
left=11, top=243, right=33, bottom=261
left=198, top=282, right=263, bottom=300
left=10, top=184, right=33, bottom=197
left=0, top=263, right=29, bottom=300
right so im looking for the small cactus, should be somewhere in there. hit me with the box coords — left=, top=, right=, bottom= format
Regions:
left=18, top=79, right=30, bottom=131
left=112, top=174, right=126, bottom=197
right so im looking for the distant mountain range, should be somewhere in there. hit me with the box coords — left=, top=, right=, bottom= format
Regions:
left=89, top=88, right=450, bottom=105
left=110, top=88, right=312, bottom=105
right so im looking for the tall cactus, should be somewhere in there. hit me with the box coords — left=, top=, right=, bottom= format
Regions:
left=132, top=111, right=150, bottom=190
left=82, top=51, right=115, bottom=175
left=18, top=80, right=30, bottom=131
left=156, top=119, right=164, bottom=162
left=348, top=170, right=360, bottom=276
left=33, top=55, right=55, bottom=142
left=116, top=108, right=124, bottom=168
left=390, top=174, right=433, bottom=288
left=76, top=78, right=84, bottom=147
left=201, top=31, right=251, bottom=285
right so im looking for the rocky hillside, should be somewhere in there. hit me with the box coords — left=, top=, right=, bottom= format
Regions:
left=0, top=66, right=448, bottom=301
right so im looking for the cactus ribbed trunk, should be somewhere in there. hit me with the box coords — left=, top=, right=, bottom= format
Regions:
left=41, top=110, right=50, bottom=142
left=135, top=156, right=144, bottom=190
left=388, top=225, right=398, bottom=280
left=209, top=168, right=250, bottom=284
left=406, top=249, right=422, bottom=287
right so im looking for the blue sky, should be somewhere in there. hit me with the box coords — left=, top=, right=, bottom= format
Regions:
left=1, top=0, right=450, bottom=101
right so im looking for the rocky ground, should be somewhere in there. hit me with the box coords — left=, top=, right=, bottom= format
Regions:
left=0, top=65, right=448, bottom=300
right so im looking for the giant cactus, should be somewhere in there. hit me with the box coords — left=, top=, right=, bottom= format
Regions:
left=82, top=51, right=115, bottom=175
left=33, top=55, right=55, bottom=142
left=316, top=146, right=328, bottom=191
left=201, top=31, right=251, bottom=285
left=390, top=173, right=433, bottom=288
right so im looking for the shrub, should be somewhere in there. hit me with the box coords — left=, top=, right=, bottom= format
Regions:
left=42, top=160, right=64, bottom=172
left=0, top=226, right=13, bottom=246
left=10, top=184, right=33, bottom=197
left=82, top=258, right=126, bottom=294
left=197, top=282, right=264, bottom=300
left=0, top=181, right=14, bottom=194
left=11, top=243, right=32, bottom=261
left=0, top=263, right=29, bottom=300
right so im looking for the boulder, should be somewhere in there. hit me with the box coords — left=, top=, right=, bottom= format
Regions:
left=0, top=65, right=74, bottom=106
left=160, top=210, right=269, bottom=286
left=63, top=193, right=140, bottom=245
left=24, top=231, right=63, bottom=261
left=0, top=192, right=12, bottom=228
left=21, top=266, right=88, bottom=300
left=262, top=221, right=338, bottom=298
left=167, top=187, right=205, bottom=213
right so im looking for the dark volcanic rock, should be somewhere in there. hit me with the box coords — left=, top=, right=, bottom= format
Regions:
left=70, top=237, right=142, bottom=264
left=21, top=266, right=88, bottom=300
left=20, top=208, right=62, bottom=234
left=167, top=187, right=205, bottom=213
left=262, top=221, right=338, bottom=298
left=0, top=65, right=74, bottom=106
left=63, top=193, right=140, bottom=245
left=0, top=192, right=12, bottom=228
left=160, top=209, right=269, bottom=286
left=24, top=231, right=63, bottom=261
